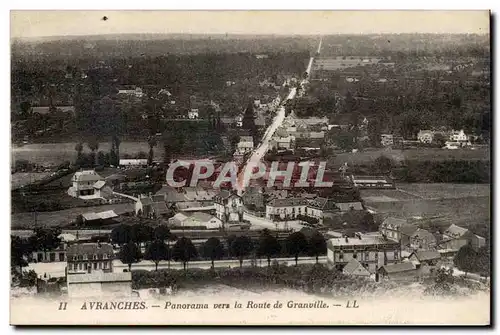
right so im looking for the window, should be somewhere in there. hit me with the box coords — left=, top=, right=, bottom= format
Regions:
left=365, top=252, right=370, bottom=260
left=79, top=263, right=83, bottom=270
left=375, top=253, right=379, bottom=260
left=68, top=264, right=73, bottom=271
left=98, top=262, right=102, bottom=269
left=93, top=255, right=97, bottom=260
left=339, top=252, right=344, bottom=261
left=94, top=263, right=97, bottom=270
left=78, top=255, right=83, bottom=261
left=59, top=253, right=65, bottom=262
left=394, top=252, right=399, bottom=260
left=103, top=262, right=108, bottom=269
left=353, top=253, right=357, bottom=259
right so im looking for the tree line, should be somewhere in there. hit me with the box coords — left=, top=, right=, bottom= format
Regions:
left=116, top=226, right=327, bottom=271
left=10, top=226, right=328, bottom=274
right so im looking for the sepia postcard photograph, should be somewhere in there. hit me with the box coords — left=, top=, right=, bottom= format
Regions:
left=9, top=9, right=491, bottom=326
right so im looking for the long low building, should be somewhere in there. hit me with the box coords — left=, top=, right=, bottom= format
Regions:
left=67, top=271, right=132, bottom=298
left=350, top=175, right=395, bottom=189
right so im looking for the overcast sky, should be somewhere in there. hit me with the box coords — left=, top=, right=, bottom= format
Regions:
left=11, top=10, right=490, bottom=38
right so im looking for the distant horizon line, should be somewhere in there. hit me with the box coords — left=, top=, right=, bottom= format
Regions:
left=11, top=31, right=489, bottom=40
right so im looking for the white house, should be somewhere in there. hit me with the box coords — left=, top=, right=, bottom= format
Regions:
left=135, top=197, right=169, bottom=219
left=188, top=109, right=199, bottom=119
left=305, top=197, right=340, bottom=224
left=380, top=134, right=394, bottom=147
left=169, top=212, right=222, bottom=229
left=118, top=87, right=143, bottom=98
left=236, top=136, right=254, bottom=156
left=271, top=135, right=295, bottom=151
left=449, top=130, right=471, bottom=146
left=67, top=170, right=104, bottom=198
left=444, top=141, right=461, bottom=150
left=417, top=130, right=436, bottom=143
left=214, top=190, right=244, bottom=223
left=327, top=233, right=401, bottom=273
left=379, top=217, right=418, bottom=249
left=265, top=198, right=308, bottom=221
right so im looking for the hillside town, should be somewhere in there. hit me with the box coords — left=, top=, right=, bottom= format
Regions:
left=11, top=32, right=490, bottom=301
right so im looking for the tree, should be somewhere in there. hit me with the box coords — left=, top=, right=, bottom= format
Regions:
left=308, top=232, right=327, bottom=263
left=334, top=130, right=355, bottom=152
left=74, top=142, right=84, bottom=162
left=130, top=224, right=154, bottom=247
left=147, top=136, right=157, bottom=165
left=286, top=232, right=309, bottom=266
left=202, top=237, right=225, bottom=269
left=144, top=239, right=169, bottom=271
left=433, top=133, right=447, bottom=148
left=229, top=134, right=240, bottom=155
left=111, top=224, right=132, bottom=245
left=475, top=246, right=490, bottom=277
left=119, top=241, right=142, bottom=271
left=171, top=237, right=198, bottom=270
left=454, top=244, right=477, bottom=276
left=398, top=111, right=422, bottom=139
left=11, top=236, right=30, bottom=274
left=257, top=229, right=281, bottom=267
left=373, top=155, right=394, bottom=174
left=153, top=225, right=176, bottom=268
left=154, top=225, right=174, bottom=242
left=29, top=227, right=62, bottom=254
left=242, top=100, right=257, bottom=142
left=230, top=235, right=253, bottom=268
left=87, top=138, right=99, bottom=166
left=367, top=118, right=383, bottom=147
left=112, top=134, right=121, bottom=166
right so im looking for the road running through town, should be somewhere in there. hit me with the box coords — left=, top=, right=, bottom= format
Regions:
left=239, top=37, right=323, bottom=192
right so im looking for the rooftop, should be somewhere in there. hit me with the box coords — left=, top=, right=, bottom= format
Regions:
left=186, top=212, right=216, bottom=222
left=410, top=250, right=441, bottom=262
left=81, top=210, right=118, bottom=221
left=67, top=271, right=132, bottom=284
left=267, top=198, right=308, bottom=207
left=67, top=243, right=114, bottom=259
left=328, top=234, right=400, bottom=247
left=379, top=262, right=416, bottom=274
left=343, top=258, right=371, bottom=275
left=73, top=170, right=103, bottom=183
left=443, top=224, right=469, bottom=239
left=380, top=217, right=408, bottom=229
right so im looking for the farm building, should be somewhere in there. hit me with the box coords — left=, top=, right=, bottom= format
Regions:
left=350, top=175, right=395, bottom=189
left=119, top=159, right=148, bottom=167
left=80, top=210, right=119, bottom=226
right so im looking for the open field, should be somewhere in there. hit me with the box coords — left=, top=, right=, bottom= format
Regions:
left=10, top=203, right=135, bottom=229
left=12, top=143, right=490, bottom=167
left=11, top=141, right=163, bottom=167
left=361, top=183, right=490, bottom=228
left=366, top=196, right=490, bottom=228
left=396, top=183, right=490, bottom=200
left=332, top=147, right=490, bottom=167
left=11, top=172, right=52, bottom=189
left=361, top=183, right=491, bottom=202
